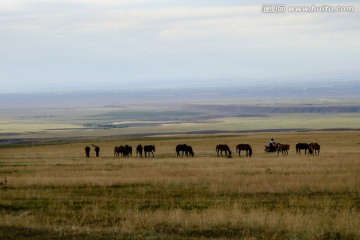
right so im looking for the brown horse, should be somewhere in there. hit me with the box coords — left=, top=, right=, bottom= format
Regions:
left=309, top=143, right=320, bottom=155
left=277, top=144, right=289, bottom=156
left=216, top=144, right=231, bottom=157
left=236, top=144, right=252, bottom=157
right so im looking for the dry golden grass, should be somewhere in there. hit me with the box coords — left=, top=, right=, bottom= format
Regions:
left=0, top=131, right=359, bottom=239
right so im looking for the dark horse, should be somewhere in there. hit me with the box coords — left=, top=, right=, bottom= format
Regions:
left=236, top=144, right=252, bottom=157
left=144, top=145, right=155, bottom=158
left=85, top=146, right=90, bottom=158
left=176, top=144, right=194, bottom=157
left=309, top=143, right=320, bottom=155
left=125, top=145, right=132, bottom=157
left=216, top=144, right=231, bottom=157
left=296, top=143, right=309, bottom=154
left=136, top=144, right=143, bottom=157
left=92, top=144, right=100, bottom=157
left=114, top=145, right=127, bottom=157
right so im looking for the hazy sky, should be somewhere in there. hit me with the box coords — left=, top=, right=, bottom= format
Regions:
left=0, top=0, right=359, bottom=92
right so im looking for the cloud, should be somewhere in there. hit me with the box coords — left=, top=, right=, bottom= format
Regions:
left=0, top=0, right=359, bottom=93
left=2, top=2, right=358, bottom=37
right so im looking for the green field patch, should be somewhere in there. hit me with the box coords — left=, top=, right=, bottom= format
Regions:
left=0, top=198, right=51, bottom=212
left=86, top=110, right=206, bottom=121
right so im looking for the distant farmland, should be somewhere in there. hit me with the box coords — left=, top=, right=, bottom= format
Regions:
left=1, top=97, right=360, bottom=140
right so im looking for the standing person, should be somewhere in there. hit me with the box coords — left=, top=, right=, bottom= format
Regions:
left=85, top=146, right=91, bottom=158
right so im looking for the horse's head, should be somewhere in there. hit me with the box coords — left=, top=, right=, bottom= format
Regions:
left=189, top=147, right=194, bottom=157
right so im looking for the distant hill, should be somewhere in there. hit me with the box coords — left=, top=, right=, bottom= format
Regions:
left=187, top=104, right=360, bottom=114
left=1, top=80, right=360, bottom=109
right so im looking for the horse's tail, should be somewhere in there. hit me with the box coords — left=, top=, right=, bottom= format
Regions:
left=114, top=147, right=118, bottom=157
left=249, top=147, right=252, bottom=157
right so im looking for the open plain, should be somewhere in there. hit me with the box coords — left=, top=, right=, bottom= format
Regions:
left=0, top=131, right=359, bottom=239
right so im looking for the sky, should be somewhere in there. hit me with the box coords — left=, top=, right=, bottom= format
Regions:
left=0, top=0, right=359, bottom=93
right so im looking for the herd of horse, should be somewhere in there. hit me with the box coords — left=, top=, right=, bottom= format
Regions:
left=114, top=144, right=156, bottom=158
left=264, top=142, right=320, bottom=155
left=295, top=143, right=321, bottom=155
left=85, top=142, right=320, bottom=158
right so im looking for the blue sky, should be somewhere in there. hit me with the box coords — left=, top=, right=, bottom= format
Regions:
left=0, top=0, right=359, bottom=92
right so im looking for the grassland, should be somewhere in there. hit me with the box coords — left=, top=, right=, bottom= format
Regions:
left=0, top=131, right=359, bottom=239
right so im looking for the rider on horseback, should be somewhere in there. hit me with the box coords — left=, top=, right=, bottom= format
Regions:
left=269, top=138, right=276, bottom=152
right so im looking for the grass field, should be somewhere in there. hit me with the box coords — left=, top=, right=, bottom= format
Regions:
left=0, top=131, right=359, bottom=239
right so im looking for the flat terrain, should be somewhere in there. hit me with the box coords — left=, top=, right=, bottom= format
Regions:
left=1, top=94, right=360, bottom=140
left=0, top=131, right=359, bottom=239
